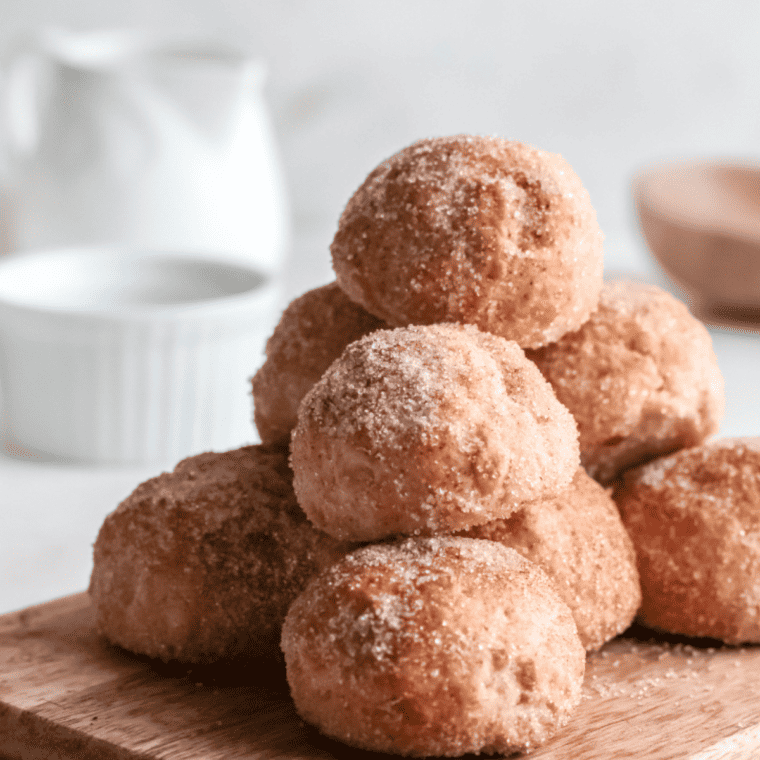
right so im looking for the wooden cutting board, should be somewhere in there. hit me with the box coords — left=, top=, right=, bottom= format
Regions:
left=2, top=593, right=760, bottom=760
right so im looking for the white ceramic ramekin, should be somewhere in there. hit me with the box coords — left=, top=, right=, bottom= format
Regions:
left=0, top=248, right=281, bottom=464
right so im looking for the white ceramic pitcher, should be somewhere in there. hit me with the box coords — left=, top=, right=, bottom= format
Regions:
left=1, top=28, right=289, bottom=274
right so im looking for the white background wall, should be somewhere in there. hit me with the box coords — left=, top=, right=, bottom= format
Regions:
left=2, top=1, right=759, bottom=299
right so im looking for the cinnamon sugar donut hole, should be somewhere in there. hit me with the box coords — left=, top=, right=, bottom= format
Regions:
left=252, top=282, right=384, bottom=446
left=90, top=445, right=357, bottom=664
left=290, top=323, right=580, bottom=542
left=281, top=537, right=585, bottom=757
left=526, top=281, right=725, bottom=484
left=458, top=468, right=641, bottom=650
left=615, top=438, right=760, bottom=644
left=330, top=135, right=604, bottom=349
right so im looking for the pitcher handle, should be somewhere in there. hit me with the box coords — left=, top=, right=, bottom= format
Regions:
left=1, top=32, right=46, bottom=164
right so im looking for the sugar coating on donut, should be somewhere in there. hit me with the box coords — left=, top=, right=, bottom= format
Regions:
left=330, top=135, right=604, bottom=349
left=458, top=468, right=641, bottom=650
left=252, top=282, right=385, bottom=447
left=526, top=281, right=725, bottom=484
left=290, top=323, right=580, bottom=541
left=281, top=537, right=585, bottom=757
left=89, top=445, right=356, bottom=663
left=615, top=438, right=760, bottom=643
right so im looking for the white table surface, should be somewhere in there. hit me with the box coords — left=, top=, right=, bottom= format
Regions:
left=1, top=307, right=759, bottom=617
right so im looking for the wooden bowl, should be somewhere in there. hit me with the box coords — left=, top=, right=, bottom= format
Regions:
left=634, top=160, right=760, bottom=324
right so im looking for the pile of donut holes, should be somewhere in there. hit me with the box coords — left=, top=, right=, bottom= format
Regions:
left=90, top=135, right=759, bottom=758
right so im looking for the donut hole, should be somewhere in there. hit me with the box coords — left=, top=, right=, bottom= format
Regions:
left=331, top=135, right=604, bottom=347
left=281, top=538, right=585, bottom=756
left=616, top=439, right=760, bottom=643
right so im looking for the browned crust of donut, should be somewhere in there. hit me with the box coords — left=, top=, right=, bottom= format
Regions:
left=281, top=537, right=585, bottom=756
left=290, top=323, right=579, bottom=541
left=614, top=438, right=760, bottom=643
left=459, top=468, right=641, bottom=650
left=89, top=445, right=356, bottom=663
left=252, top=282, right=384, bottom=446
left=526, top=281, right=725, bottom=483
left=331, top=135, right=603, bottom=348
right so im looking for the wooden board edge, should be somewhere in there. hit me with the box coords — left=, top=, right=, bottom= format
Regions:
left=0, top=592, right=91, bottom=632
left=0, top=699, right=148, bottom=760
